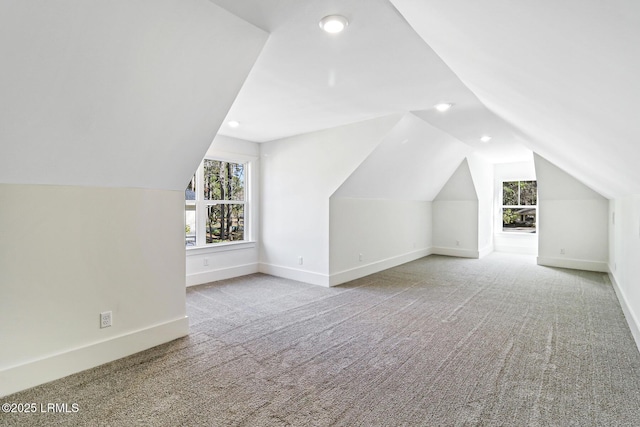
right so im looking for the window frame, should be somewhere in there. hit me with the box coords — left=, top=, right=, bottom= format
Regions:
left=186, top=156, right=252, bottom=249
left=500, top=180, right=538, bottom=234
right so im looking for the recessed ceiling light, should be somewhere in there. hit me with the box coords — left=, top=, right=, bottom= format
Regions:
left=319, top=15, right=349, bottom=34
left=434, top=103, right=453, bottom=112
left=228, top=120, right=240, bottom=128
left=480, top=135, right=492, bottom=143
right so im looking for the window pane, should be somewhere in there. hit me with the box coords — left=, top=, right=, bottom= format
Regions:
left=206, top=204, right=245, bottom=243
left=185, top=204, right=196, bottom=246
left=203, top=160, right=245, bottom=201
left=520, top=181, right=537, bottom=205
left=502, top=208, right=536, bottom=233
left=503, top=181, right=518, bottom=205
left=185, top=174, right=196, bottom=201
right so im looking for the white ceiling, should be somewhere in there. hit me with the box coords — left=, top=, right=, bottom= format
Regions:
left=390, top=0, right=640, bottom=199
left=0, top=1, right=266, bottom=190
left=333, top=113, right=471, bottom=200
left=211, top=0, right=533, bottom=164
left=211, top=0, right=640, bottom=198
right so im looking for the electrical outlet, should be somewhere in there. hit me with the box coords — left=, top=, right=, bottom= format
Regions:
left=298, top=256, right=303, bottom=265
left=359, top=253, right=363, bottom=262
left=203, top=258, right=209, bottom=266
left=100, top=311, right=112, bottom=328
left=560, top=248, right=565, bottom=255
left=455, top=240, right=460, bottom=247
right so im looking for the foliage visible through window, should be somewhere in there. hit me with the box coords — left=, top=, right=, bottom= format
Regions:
left=185, top=159, right=246, bottom=246
left=502, top=181, right=537, bottom=233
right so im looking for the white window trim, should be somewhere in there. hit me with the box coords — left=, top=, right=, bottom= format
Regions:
left=499, top=180, right=538, bottom=235
left=186, top=241, right=256, bottom=255
left=186, top=156, right=253, bottom=249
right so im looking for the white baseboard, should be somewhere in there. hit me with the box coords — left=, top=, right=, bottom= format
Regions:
left=186, top=263, right=259, bottom=287
left=478, top=245, right=494, bottom=259
left=494, top=245, right=538, bottom=255
left=536, top=256, right=608, bottom=273
left=0, top=316, right=189, bottom=398
left=431, top=247, right=479, bottom=259
left=610, top=269, right=640, bottom=352
left=608, top=267, right=640, bottom=353
left=258, top=263, right=330, bottom=287
left=329, top=248, right=432, bottom=287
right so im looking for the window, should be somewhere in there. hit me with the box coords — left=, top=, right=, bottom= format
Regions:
left=185, top=159, right=247, bottom=247
left=502, top=180, right=537, bottom=233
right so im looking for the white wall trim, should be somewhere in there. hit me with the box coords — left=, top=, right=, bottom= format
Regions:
left=0, top=316, right=189, bottom=398
left=186, top=263, right=259, bottom=287
left=478, top=244, right=494, bottom=259
left=329, top=248, right=433, bottom=287
left=536, top=256, right=608, bottom=273
left=186, top=241, right=256, bottom=255
left=258, top=263, right=330, bottom=287
left=608, top=267, right=640, bottom=353
left=494, top=244, right=538, bottom=255
left=431, top=247, right=479, bottom=259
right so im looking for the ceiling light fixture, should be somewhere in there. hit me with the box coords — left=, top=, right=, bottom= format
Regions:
left=480, top=135, right=492, bottom=143
left=434, top=103, right=453, bottom=112
left=228, top=120, right=240, bottom=128
left=319, top=15, right=349, bottom=34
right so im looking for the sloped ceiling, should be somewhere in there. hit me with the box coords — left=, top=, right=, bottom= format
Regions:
left=534, top=153, right=606, bottom=201
left=0, top=0, right=267, bottom=191
left=390, top=0, right=640, bottom=198
left=214, top=0, right=478, bottom=143
left=10, top=0, right=631, bottom=198
left=332, top=113, right=470, bottom=200
left=434, top=159, right=478, bottom=202
left=411, top=106, right=531, bottom=164
left=209, top=0, right=640, bottom=200
left=211, top=0, right=532, bottom=166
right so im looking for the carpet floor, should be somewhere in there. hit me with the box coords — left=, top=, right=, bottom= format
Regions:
left=2, top=253, right=640, bottom=426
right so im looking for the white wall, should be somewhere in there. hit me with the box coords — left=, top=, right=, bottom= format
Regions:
left=329, top=114, right=468, bottom=285
left=329, top=198, right=432, bottom=285
left=325, top=114, right=468, bottom=285
left=493, top=159, right=538, bottom=255
left=432, top=202, right=479, bottom=257
left=0, top=185, right=187, bottom=397
left=260, top=113, right=470, bottom=287
left=260, top=115, right=403, bottom=286
left=535, top=154, right=608, bottom=271
left=432, top=159, right=479, bottom=258
left=609, top=196, right=640, bottom=350
left=186, top=135, right=260, bottom=286
left=0, top=1, right=267, bottom=396
left=467, top=154, right=495, bottom=257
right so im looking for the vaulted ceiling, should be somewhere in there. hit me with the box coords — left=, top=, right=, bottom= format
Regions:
left=0, top=1, right=267, bottom=191
left=2, top=1, right=636, bottom=199
left=212, top=0, right=640, bottom=199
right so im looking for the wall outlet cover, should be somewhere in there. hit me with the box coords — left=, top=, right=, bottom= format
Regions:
left=100, top=311, right=112, bottom=328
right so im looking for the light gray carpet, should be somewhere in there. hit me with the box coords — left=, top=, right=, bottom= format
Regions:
left=3, top=254, right=640, bottom=426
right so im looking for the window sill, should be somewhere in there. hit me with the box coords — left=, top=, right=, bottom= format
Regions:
left=186, top=241, right=256, bottom=255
